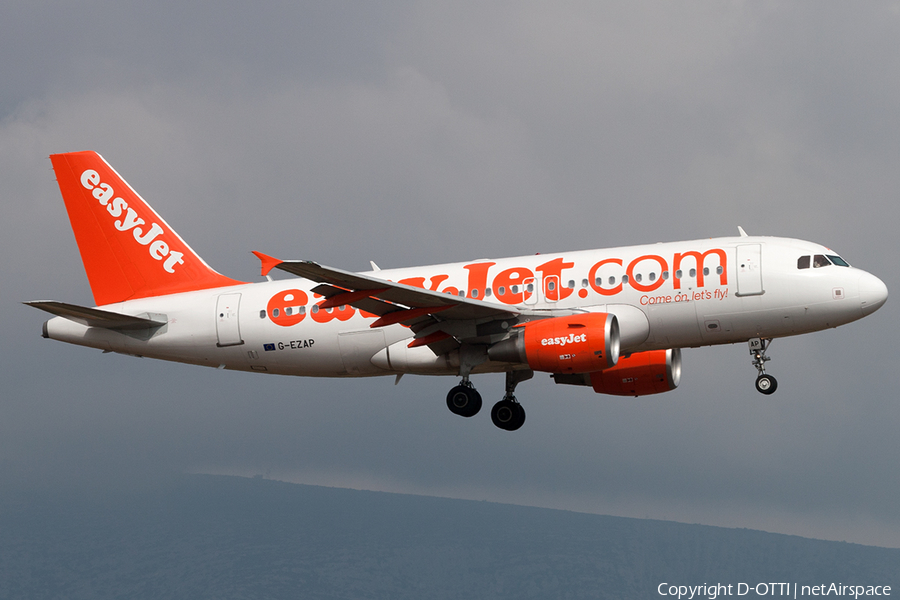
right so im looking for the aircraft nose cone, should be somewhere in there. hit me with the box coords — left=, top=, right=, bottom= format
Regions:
left=859, top=272, right=888, bottom=316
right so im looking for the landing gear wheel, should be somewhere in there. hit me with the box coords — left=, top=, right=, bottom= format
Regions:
left=491, top=399, right=526, bottom=431
left=446, top=385, right=482, bottom=417
left=749, top=338, right=778, bottom=395
left=755, top=374, right=778, bottom=395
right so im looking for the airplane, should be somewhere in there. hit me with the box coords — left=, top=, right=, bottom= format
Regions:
left=27, top=151, right=889, bottom=431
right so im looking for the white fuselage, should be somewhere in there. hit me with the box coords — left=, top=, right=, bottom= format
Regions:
left=43, top=235, right=887, bottom=378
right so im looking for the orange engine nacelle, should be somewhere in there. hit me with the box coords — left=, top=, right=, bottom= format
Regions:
left=589, top=348, right=681, bottom=396
left=488, top=313, right=620, bottom=373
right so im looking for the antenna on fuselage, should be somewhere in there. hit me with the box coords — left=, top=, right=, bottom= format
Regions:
left=737, top=226, right=749, bottom=237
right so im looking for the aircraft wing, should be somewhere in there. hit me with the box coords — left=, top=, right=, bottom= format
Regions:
left=253, top=252, right=554, bottom=353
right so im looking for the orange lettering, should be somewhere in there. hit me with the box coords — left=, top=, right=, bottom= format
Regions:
left=267, top=289, right=308, bottom=327
left=492, top=267, right=534, bottom=304
left=311, top=294, right=356, bottom=323
left=626, top=254, right=668, bottom=293
left=672, top=249, right=727, bottom=290
left=588, top=258, right=623, bottom=296
left=463, top=262, right=496, bottom=298
left=536, top=257, right=575, bottom=301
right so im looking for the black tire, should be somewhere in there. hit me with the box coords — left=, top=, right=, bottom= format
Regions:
left=491, top=400, right=525, bottom=431
left=446, top=385, right=482, bottom=417
left=508, top=403, right=526, bottom=431
left=755, top=374, right=778, bottom=395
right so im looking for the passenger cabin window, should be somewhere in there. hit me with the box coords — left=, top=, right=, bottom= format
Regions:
left=813, top=254, right=831, bottom=268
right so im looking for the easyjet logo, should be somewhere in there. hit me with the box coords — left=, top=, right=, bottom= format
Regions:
left=80, top=169, right=184, bottom=273
left=541, top=333, right=587, bottom=347
left=263, top=247, right=730, bottom=328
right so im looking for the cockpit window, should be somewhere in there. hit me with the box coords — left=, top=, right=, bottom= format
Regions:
left=797, top=256, right=810, bottom=269
left=827, top=254, right=850, bottom=267
left=813, top=254, right=831, bottom=268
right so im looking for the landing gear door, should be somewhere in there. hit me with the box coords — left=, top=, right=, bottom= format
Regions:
left=736, top=244, right=764, bottom=296
left=216, top=293, right=244, bottom=347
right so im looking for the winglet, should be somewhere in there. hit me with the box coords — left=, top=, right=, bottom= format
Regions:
left=252, top=251, right=283, bottom=277
left=737, top=226, right=749, bottom=237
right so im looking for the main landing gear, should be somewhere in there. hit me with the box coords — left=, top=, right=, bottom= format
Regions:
left=446, top=369, right=533, bottom=431
left=749, top=338, right=777, bottom=395
left=490, top=370, right=533, bottom=432
left=446, top=381, right=482, bottom=418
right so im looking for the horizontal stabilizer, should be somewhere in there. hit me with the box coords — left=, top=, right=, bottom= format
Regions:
left=24, top=301, right=166, bottom=330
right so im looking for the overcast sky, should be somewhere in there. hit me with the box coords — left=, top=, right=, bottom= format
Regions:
left=2, top=1, right=899, bottom=547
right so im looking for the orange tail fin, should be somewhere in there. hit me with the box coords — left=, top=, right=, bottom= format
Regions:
left=50, top=151, right=244, bottom=306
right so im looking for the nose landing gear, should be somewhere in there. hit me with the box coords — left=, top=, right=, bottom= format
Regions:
left=749, top=338, right=778, bottom=394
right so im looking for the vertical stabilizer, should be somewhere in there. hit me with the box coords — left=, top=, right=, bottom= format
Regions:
left=50, top=151, right=244, bottom=306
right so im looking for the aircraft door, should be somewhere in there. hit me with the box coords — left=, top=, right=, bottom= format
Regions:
left=216, top=293, right=244, bottom=347
left=736, top=244, right=764, bottom=296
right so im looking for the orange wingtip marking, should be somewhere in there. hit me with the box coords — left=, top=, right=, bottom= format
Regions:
left=407, top=331, right=451, bottom=348
left=370, top=305, right=453, bottom=328
left=319, top=288, right=389, bottom=309
left=252, top=251, right=283, bottom=277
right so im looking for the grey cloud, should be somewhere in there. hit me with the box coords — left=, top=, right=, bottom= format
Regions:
left=1, top=1, right=898, bottom=547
